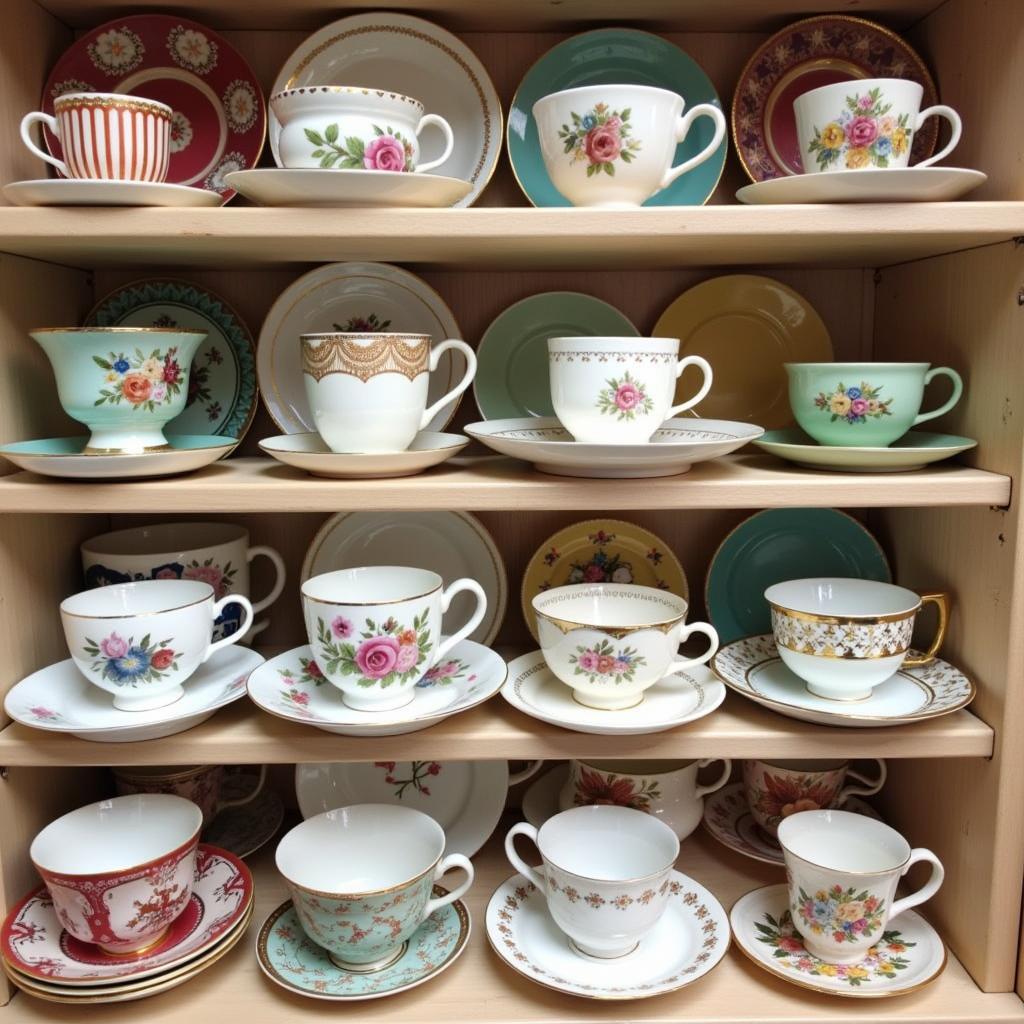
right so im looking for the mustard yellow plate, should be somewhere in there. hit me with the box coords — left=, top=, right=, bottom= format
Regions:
left=653, top=275, right=832, bottom=430
left=520, top=518, right=687, bottom=641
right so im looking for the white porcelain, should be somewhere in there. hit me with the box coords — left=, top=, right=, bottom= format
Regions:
left=533, top=84, right=725, bottom=209
left=736, top=167, right=986, bottom=204
left=272, top=87, right=454, bottom=173
left=2, top=178, right=220, bottom=207
left=532, top=583, right=718, bottom=710
left=505, top=805, right=679, bottom=958
left=503, top=651, right=725, bottom=735
left=753, top=429, right=977, bottom=472
left=276, top=805, right=473, bottom=970
left=60, top=579, right=254, bottom=712
left=794, top=78, right=960, bottom=174
left=778, top=809, right=943, bottom=965
left=302, top=332, right=477, bottom=453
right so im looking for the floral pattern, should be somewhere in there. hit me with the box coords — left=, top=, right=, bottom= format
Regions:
left=169, top=111, right=193, bottom=153
left=50, top=79, right=93, bottom=100
left=305, top=124, right=414, bottom=171
left=314, top=612, right=430, bottom=688
left=375, top=760, right=442, bottom=798
left=87, top=27, right=144, bottom=75
left=795, top=885, right=885, bottom=945
left=82, top=631, right=179, bottom=686
left=596, top=371, right=654, bottom=421
left=28, top=706, right=63, bottom=722
left=204, top=151, right=246, bottom=193
left=749, top=771, right=836, bottom=828
left=814, top=381, right=893, bottom=424
left=333, top=312, right=392, bottom=332
left=417, top=659, right=471, bottom=688
left=806, top=88, right=912, bottom=171
left=279, top=658, right=326, bottom=689
left=569, top=639, right=646, bottom=684
left=572, top=765, right=660, bottom=811
left=166, top=25, right=218, bottom=74
left=548, top=875, right=669, bottom=910
left=223, top=80, right=258, bottom=133
left=556, top=102, right=641, bottom=177
left=93, top=346, right=184, bottom=411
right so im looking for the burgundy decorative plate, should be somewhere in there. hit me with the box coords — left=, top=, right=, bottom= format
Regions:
left=41, top=15, right=265, bottom=202
left=732, top=15, right=938, bottom=181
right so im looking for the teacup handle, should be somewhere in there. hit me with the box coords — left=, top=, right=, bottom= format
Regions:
left=694, top=758, right=732, bottom=800
left=433, top=578, right=487, bottom=662
left=423, top=853, right=475, bottom=917
left=216, top=765, right=267, bottom=813
left=839, top=758, right=887, bottom=802
left=912, top=367, right=963, bottom=427
left=504, top=822, right=546, bottom=890
left=902, top=593, right=950, bottom=668
left=415, top=114, right=455, bottom=174
left=658, top=103, right=726, bottom=191
left=667, top=620, right=720, bottom=675
left=203, top=594, right=254, bottom=662
left=889, top=847, right=944, bottom=922
left=245, top=545, right=287, bottom=640
left=508, top=760, right=544, bottom=786
left=667, top=355, right=714, bottom=418
left=914, top=106, right=962, bottom=168
left=419, top=339, right=478, bottom=430
left=20, top=111, right=68, bottom=174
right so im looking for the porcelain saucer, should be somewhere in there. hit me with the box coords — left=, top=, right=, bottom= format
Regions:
left=464, top=417, right=764, bottom=478
left=730, top=884, right=946, bottom=998
left=712, top=635, right=975, bottom=727
left=246, top=641, right=506, bottom=736
left=702, top=783, right=880, bottom=867
left=257, top=892, right=470, bottom=1001
left=736, top=168, right=987, bottom=205
left=204, top=772, right=285, bottom=859
left=2, top=179, right=221, bottom=207
left=502, top=652, right=725, bottom=736
left=259, top=431, right=468, bottom=479
left=4, top=646, right=262, bottom=742
left=487, top=871, right=728, bottom=999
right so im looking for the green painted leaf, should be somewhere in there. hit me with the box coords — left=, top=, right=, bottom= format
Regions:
left=304, top=128, right=325, bottom=146
left=324, top=123, right=339, bottom=144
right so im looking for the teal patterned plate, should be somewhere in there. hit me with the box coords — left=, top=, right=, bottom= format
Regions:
left=507, top=29, right=725, bottom=207
left=257, top=894, right=470, bottom=1001
left=87, top=279, right=258, bottom=442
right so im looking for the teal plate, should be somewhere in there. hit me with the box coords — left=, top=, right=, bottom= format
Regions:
left=87, top=279, right=258, bottom=442
left=473, top=291, right=639, bottom=419
left=507, top=29, right=726, bottom=207
left=705, top=508, right=891, bottom=644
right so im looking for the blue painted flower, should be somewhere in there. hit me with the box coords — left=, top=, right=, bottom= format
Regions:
left=104, top=645, right=151, bottom=683
left=812, top=898, right=836, bottom=923
left=112, top=357, right=130, bottom=374
left=84, top=564, right=132, bottom=589
left=846, top=386, right=862, bottom=399
left=874, top=136, right=892, bottom=157
left=582, top=114, right=597, bottom=130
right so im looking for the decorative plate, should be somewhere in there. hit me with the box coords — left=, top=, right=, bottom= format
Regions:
left=268, top=13, right=500, bottom=207
left=204, top=773, right=285, bottom=859
left=473, top=292, right=640, bottom=420
left=521, top=518, right=686, bottom=641
left=736, top=167, right=987, bottom=205
left=705, top=508, right=890, bottom=644
left=652, top=275, right=832, bottom=430
left=41, top=14, right=265, bottom=201
left=88, top=279, right=257, bottom=441
left=507, top=28, right=726, bottom=207
left=2, top=179, right=221, bottom=207
left=731, top=15, right=938, bottom=182
left=257, top=261, right=463, bottom=436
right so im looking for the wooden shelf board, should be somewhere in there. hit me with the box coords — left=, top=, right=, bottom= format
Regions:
left=4, top=828, right=1021, bottom=1023
left=0, top=456, right=1009, bottom=513
left=0, top=205, right=1020, bottom=270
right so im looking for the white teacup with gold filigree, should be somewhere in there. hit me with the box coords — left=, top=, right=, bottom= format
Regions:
left=301, top=332, right=476, bottom=453
left=765, top=578, right=950, bottom=702
left=532, top=583, right=719, bottom=710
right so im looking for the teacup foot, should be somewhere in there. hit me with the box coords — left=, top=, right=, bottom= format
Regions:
left=571, top=689, right=644, bottom=711
left=569, top=937, right=639, bottom=960
left=112, top=686, right=184, bottom=712
left=98, top=924, right=170, bottom=956
left=84, top=426, right=173, bottom=455
left=804, top=683, right=874, bottom=703
left=340, top=689, right=416, bottom=713
left=327, top=941, right=408, bottom=973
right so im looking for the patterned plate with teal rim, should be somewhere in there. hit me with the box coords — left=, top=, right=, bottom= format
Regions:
left=87, top=279, right=258, bottom=442
left=507, top=29, right=726, bottom=207
left=473, top=292, right=639, bottom=420
left=705, top=508, right=891, bottom=644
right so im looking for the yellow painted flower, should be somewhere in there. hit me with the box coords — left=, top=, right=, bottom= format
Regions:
left=846, top=966, right=870, bottom=979
left=879, top=116, right=896, bottom=137
left=846, top=146, right=871, bottom=169
left=867, top=399, right=880, bottom=412
left=140, top=357, right=164, bottom=381
left=819, top=122, right=845, bottom=149
left=836, top=901, right=865, bottom=922
left=105, top=370, right=120, bottom=383
left=817, top=963, right=838, bottom=976
left=892, top=127, right=909, bottom=156
left=877, top=961, right=896, bottom=974
left=830, top=394, right=852, bottom=415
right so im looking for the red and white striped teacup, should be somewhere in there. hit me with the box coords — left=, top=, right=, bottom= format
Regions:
left=21, top=92, right=172, bottom=182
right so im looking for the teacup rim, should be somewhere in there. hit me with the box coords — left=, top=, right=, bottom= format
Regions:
left=533, top=582, right=687, bottom=631
left=300, top=332, right=431, bottom=342
left=783, top=361, right=930, bottom=370
left=765, top=578, right=921, bottom=622
left=534, top=82, right=682, bottom=108
left=301, top=565, right=442, bottom=605
left=52, top=92, right=174, bottom=115
left=795, top=76, right=924, bottom=103
left=576, top=757, right=698, bottom=776
left=82, top=521, right=248, bottom=557
left=548, top=335, right=679, bottom=347
left=31, top=326, right=208, bottom=336
left=61, top=578, right=215, bottom=619
left=777, top=809, right=911, bottom=875
left=270, top=85, right=425, bottom=111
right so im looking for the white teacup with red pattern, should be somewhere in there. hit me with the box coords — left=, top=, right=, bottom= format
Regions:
left=30, top=794, right=202, bottom=954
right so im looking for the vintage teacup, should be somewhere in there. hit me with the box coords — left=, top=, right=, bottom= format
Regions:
left=276, top=804, right=474, bottom=971
left=506, top=805, right=679, bottom=958
left=32, top=327, right=205, bottom=454
left=21, top=92, right=172, bottom=181
left=31, top=794, right=202, bottom=953
left=302, top=332, right=477, bottom=453
left=532, top=84, right=726, bottom=208
left=548, top=337, right=713, bottom=443
left=301, top=566, right=486, bottom=711
left=743, top=758, right=887, bottom=839
left=113, top=764, right=268, bottom=828
left=82, top=522, right=286, bottom=643
left=794, top=78, right=961, bottom=174
left=559, top=758, right=732, bottom=840
left=60, top=579, right=255, bottom=711
left=532, top=583, right=719, bottom=710
left=765, top=578, right=950, bottom=701
left=778, top=809, right=943, bottom=964
left=271, top=86, right=455, bottom=173
left=786, top=362, right=964, bottom=447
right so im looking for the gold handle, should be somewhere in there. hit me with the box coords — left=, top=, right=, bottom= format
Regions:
left=903, top=592, right=950, bottom=667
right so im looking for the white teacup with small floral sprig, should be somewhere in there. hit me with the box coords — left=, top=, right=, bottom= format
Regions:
left=301, top=566, right=486, bottom=712
left=548, top=337, right=712, bottom=443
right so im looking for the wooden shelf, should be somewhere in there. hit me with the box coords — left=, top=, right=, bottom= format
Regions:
left=0, top=205, right=1020, bottom=270
left=5, top=828, right=1021, bottom=1023
left=0, top=456, right=1009, bottom=513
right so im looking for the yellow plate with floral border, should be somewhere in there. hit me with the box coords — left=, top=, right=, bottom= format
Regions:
left=520, top=518, right=687, bottom=642
left=653, top=275, right=832, bottom=430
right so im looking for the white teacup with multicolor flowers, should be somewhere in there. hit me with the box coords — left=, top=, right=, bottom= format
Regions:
left=301, top=566, right=487, bottom=712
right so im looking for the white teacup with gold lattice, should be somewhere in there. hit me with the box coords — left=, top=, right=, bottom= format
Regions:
left=765, top=578, right=950, bottom=702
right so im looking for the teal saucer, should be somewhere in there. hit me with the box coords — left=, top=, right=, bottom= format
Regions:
left=507, top=29, right=725, bottom=207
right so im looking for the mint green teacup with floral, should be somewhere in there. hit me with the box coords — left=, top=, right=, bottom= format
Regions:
left=786, top=362, right=963, bottom=447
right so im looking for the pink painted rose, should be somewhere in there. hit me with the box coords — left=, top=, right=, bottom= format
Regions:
left=597, top=654, right=615, bottom=674
left=100, top=632, right=128, bottom=658
left=585, top=125, right=621, bottom=164
left=395, top=644, right=419, bottom=673
left=583, top=564, right=605, bottom=583
left=364, top=135, right=408, bottom=172
left=850, top=398, right=868, bottom=415
left=845, top=115, right=878, bottom=147
left=612, top=659, right=629, bottom=674
left=578, top=651, right=600, bottom=671
left=778, top=936, right=804, bottom=953
left=150, top=381, right=167, bottom=403
left=151, top=648, right=175, bottom=670
left=289, top=689, right=309, bottom=705
left=184, top=563, right=226, bottom=598
left=304, top=660, right=323, bottom=680
left=331, top=615, right=353, bottom=639
left=604, top=116, right=622, bottom=130
left=615, top=382, right=642, bottom=410
left=857, top=93, right=875, bottom=110
left=355, top=635, right=400, bottom=678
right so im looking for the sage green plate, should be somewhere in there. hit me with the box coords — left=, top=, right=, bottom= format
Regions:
left=473, top=292, right=639, bottom=419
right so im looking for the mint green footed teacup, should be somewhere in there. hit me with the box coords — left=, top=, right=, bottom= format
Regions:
left=786, top=362, right=964, bottom=448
